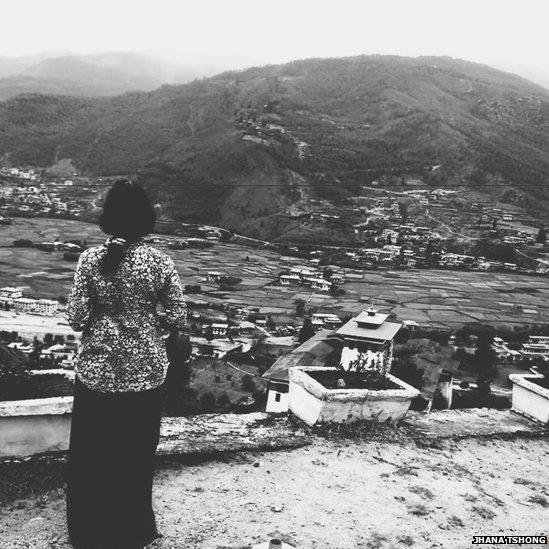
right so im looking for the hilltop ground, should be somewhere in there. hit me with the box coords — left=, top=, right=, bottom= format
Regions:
left=1, top=435, right=547, bottom=549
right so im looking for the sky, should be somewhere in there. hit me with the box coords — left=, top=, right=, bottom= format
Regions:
left=1, top=0, right=548, bottom=82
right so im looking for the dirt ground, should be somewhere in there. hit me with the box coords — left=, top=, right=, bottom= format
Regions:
left=0, top=436, right=548, bottom=549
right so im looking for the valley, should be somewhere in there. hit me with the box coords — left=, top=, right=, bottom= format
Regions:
left=2, top=218, right=549, bottom=332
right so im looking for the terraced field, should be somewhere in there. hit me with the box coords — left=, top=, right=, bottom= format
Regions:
left=2, top=217, right=549, bottom=329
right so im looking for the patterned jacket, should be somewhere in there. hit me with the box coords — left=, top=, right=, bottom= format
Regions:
left=67, top=240, right=187, bottom=392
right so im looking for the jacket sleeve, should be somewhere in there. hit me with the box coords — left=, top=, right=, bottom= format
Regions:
left=159, top=256, right=187, bottom=330
left=67, top=251, right=92, bottom=332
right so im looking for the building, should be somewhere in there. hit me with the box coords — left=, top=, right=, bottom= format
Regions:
left=7, top=342, right=33, bottom=354
left=280, top=274, right=301, bottom=286
left=13, top=298, right=37, bottom=312
left=529, top=336, right=549, bottom=345
left=211, top=322, right=229, bottom=337
left=311, top=278, right=332, bottom=292
left=0, top=287, right=23, bottom=301
left=206, top=271, right=223, bottom=283
left=262, top=330, right=344, bottom=413
left=10, top=296, right=59, bottom=315
left=190, top=336, right=243, bottom=359
left=311, top=313, right=341, bottom=329
left=336, top=307, right=401, bottom=370
left=521, top=335, right=549, bottom=358
left=35, top=299, right=58, bottom=315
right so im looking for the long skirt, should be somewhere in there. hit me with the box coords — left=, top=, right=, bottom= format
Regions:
left=66, top=378, right=162, bottom=549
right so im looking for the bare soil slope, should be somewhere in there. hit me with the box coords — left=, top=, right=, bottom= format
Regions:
left=1, top=436, right=547, bottom=548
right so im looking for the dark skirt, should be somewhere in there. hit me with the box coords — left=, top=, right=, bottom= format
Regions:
left=66, top=378, right=162, bottom=549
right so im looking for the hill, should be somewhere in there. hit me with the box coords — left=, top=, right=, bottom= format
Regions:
left=0, top=54, right=548, bottom=242
left=0, top=52, right=212, bottom=99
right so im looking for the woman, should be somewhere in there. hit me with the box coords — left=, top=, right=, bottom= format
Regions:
left=66, top=180, right=186, bottom=548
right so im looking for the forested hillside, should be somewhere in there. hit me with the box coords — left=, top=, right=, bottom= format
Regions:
left=0, top=55, right=547, bottom=240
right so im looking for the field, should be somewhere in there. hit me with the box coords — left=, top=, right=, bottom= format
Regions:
left=2, top=218, right=549, bottom=330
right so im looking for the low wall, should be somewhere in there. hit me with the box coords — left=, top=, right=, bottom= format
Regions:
left=510, top=374, right=549, bottom=424
left=0, top=401, right=311, bottom=459
left=0, top=397, right=73, bottom=458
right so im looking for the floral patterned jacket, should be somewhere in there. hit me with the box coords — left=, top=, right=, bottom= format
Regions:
left=67, top=240, right=187, bottom=392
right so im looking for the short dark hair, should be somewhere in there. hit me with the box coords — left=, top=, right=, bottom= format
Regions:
left=99, top=179, right=156, bottom=239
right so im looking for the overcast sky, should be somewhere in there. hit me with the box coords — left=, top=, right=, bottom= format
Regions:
left=1, top=0, right=548, bottom=80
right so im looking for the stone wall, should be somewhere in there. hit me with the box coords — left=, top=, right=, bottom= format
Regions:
left=0, top=397, right=73, bottom=458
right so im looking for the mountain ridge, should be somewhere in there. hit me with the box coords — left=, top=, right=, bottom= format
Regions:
left=0, top=54, right=547, bottom=242
left=0, top=52, right=218, bottom=99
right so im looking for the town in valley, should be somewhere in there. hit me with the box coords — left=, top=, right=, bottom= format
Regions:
left=2, top=160, right=549, bottom=414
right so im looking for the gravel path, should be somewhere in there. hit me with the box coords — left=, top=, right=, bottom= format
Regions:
left=1, top=436, right=548, bottom=548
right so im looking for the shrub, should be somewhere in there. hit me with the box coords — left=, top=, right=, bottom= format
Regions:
left=0, top=359, right=31, bottom=401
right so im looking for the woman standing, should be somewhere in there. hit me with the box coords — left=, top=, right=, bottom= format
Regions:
left=66, top=180, right=186, bottom=548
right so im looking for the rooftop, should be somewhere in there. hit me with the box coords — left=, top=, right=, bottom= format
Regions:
left=336, top=317, right=401, bottom=343
left=262, top=330, right=343, bottom=382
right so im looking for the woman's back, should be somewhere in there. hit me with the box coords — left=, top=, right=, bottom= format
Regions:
left=67, top=240, right=187, bottom=392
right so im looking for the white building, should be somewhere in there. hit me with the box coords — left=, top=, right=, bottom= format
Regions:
left=311, top=278, right=332, bottom=292
left=280, top=274, right=301, bottom=286
left=211, top=323, right=229, bottom=337
left=206, top=271, right=223, bottom=283
left=7, top=342, right=33, bottom=354
left=13, top=298, right=37, bottom=312
left=11, top=296, right=59, bottom=315
left=528, top=335, right=549, bottom=345
left=0, top=287, right=23, bottom=301
left=312, top=313, right=341, bottom=328
left=35, top=299, right=58, bottom=315
left=336, top=308, right=401, bottom=371
left=265, top=381, right=289, bottom=413
left=521, top=335, right=549, bottom=358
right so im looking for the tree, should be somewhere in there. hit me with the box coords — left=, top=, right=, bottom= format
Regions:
left=0, top=344, right=31, bottom=400
left=472, top=327, right=498, bottom=394
left=199, top=392, right=216, bottom=412
left=298, top=318, right=315, bottom=344
left=294, top=298, right=306, bottom=316
left=241, top=374, right=257, bottom=393
left=536, top=224, right=546, bottom=245
left=163, top=332, right=193, bottom=416
left=266, top=316, right=276, bottom=331
left=217, top=393, right=231, bottom=408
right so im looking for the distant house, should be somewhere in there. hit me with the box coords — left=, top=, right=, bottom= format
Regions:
left=0, top=287, right=23, bottom=303
left=206, top=271, right=224, bottom=283
left=35, top=299, right=58, bottom=315
left=191, top=336, right=242, bottom=359
left=311, top=278, right=332, bottom=292
left=211, top=323, right=229, bottom=337
left=7, top=342, right=33, bottom=354
left=521, top=335, right=549, bottom=358
left=280, top=274, right=301, bottom=286
left=312, top=313, right=341, bottom=329
left=13, top=298, right=36, bottom=312
left=11, top=296, right=58, bottom=315
left=237, top=320, right=257, bottom=335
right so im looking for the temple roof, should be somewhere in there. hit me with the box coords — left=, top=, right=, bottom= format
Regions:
left=336, top=318, right=401, bottom=342
left=262, top=329, right=343, bottom=382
